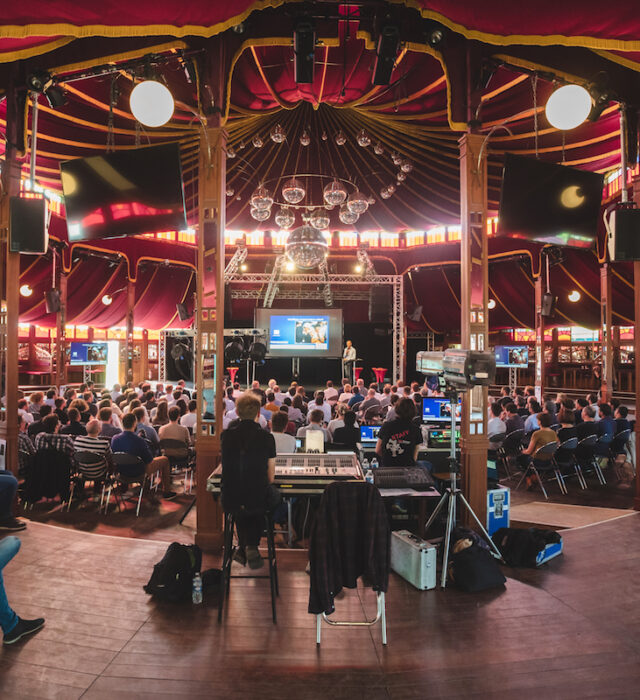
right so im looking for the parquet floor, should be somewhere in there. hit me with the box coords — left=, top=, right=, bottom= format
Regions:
left=1, top=514, right=639, bottom=699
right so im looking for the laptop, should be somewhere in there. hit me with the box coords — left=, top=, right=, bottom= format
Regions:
left=360, top=425, right=381, bottom=447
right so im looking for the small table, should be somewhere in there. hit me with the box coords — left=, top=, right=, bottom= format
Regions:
left=379, top=486, right=441, bottom=536
left=227, top=367, right=239, bottom=383
left=372, top=367, right=387, bottom=385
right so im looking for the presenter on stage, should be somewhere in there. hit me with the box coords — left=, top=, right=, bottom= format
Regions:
left=343, top=340, right=357, bottom=383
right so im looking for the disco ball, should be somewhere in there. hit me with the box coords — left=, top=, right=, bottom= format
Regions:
left=285, top=225, right=329, bottom=269
left=373, top=141, right=384, bottom=155
left=323, top=178, right=348, bottom=206
left=400, top=159, right=413, bottom=173
left=250, top=185, right=273, bottom=209
left=346, top=190, right=369, bottom=214
left=252, top=135, right=264, bottom=148
left=309, top=208, right=330, bottom=230
left=380, top=187, right=391, bottom=199
left=250, top=206, right=271, bottom=222
left=275, top=207, right=296, bottom=229
left=339, top=204, right=359, bottom=225
left=390, top=151, right=402, bottom=166
left=386, top=183, right=396, bottom=195
left=357, top=129, right=371, bottom=147
left=238, top=141, right=246, bottom=150
left=270, top=123, right=286, bottom=143
left=321, top=131, right=328, bottom=141
left=282, top=177, right=306, bottom=204
left=397, top=171, right=407, bottom=182
left=300, top=129, right=311, bottom=146
left=335, top=130, right=347, bottom=146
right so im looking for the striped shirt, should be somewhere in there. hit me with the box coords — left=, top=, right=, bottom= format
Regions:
left=74, top=435, right=112, bottom=479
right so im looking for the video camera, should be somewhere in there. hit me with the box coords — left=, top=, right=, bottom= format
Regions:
left=416, top=348, right=495, bottom=391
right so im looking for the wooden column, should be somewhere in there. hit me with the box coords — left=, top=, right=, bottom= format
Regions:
left=534, top=276, right=546, bottom=402
left=631, top=176, right=640, bottom=510
left=141, top=329, right=149, bottom=383
left=125, top=278, right=135, bottom=384
left=600, top=263, right=614, bottom=401
left=459, top=132, right=489, bottom=525
left=0, top=75, right=25, bottom=476
left=55, top=266, right=67, bottom=388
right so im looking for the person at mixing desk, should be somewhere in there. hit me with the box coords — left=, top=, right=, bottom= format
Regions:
left=375, top=397, right=423, bottom=467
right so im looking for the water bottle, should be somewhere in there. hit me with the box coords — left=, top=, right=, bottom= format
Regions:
left=362, top=457, right=370, bottom=471
left=365, top=468, right=374, bottom=485
left=370, top=457, right=379, bottom=470
left=192, top=572, right=203, bottom=605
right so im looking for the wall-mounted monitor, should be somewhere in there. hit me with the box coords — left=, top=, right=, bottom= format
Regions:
left=494, top=345, right=529, bottom=368
left=69, top=342, right=108, bottom=365
left=422, top=397, right=462, bottom=424
left=61, top=143, right=187, bottom=242
left=497, top=153, right=603, bottom=249
left=255, top=308, right=343, bottom=358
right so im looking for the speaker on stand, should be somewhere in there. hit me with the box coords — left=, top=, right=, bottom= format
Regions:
left=369, top=287, right=392, bottom=323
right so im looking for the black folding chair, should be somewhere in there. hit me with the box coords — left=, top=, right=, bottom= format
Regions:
left=515, top=442, right=559, bottom=500
left=498, top=429, right=525, bottom=477
left=575, top=434, right=604, bottom=485
left=553, top=437, right=581, bottom=491
left=107, top=452, right=149, bottom=516
left=68, top=450, right=110, bottom=511
left=159, top=438, right=194, bottom=493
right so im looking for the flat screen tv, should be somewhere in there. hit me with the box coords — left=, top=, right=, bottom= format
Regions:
left=254, top=308, right=343, bottom=358
left=497, top=153, right=604, bottom=249
left=421, top=397, right=462, bottom=424
left=69, top=342, right=108, bottom=365
left=494, top=345, right=529, bottom=368
left=61, top=143, right=187, bottom=242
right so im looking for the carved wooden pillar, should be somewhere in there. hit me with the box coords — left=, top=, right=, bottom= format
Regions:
left=600, top=263, right=614, bottom=401
left=534, top=276, right=546, bottom=402
left=125, top=278, right=135, bottom=384
left=55, top=261, right=67, bottom=388
left=141, top=329, right=149, bottom=383
left=631, top=176, right=640, bottom=510
left=459, top=132, right=488, bottom=525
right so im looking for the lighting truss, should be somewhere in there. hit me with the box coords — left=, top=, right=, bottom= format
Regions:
left=224, top=242, right=248, bottom=282
left=356, top=246, right=377, bottom=280
left=230, top=290, right=371, bottom=300
left=318, top=258, right=333, bottom=307
left=263, top=254, right=286, bottom=308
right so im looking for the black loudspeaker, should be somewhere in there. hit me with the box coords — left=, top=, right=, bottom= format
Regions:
left=9, top=196, right=48, bottom=254
left=165, top=334, right=194, bottom=383
left=224, top=284, right=232, bottom=323
left=369, top=287, right=392, bottom=323
left=176, top=303, right=191, bottom=321
left=373, top=25, right=400, bottom=86
left=45, top=288, right=61, bottom=314
left=541, top=292, right=557, bottom=318
left=608, top=208, right=640, bottom=261
left=293, top=19, right=316, bottom=83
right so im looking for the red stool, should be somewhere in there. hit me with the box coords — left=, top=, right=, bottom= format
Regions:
left=227, top=367, right=239, bottom=383
left=372, top=367, right=387, bottom=384
left=353, top=366, right=363, bottom=381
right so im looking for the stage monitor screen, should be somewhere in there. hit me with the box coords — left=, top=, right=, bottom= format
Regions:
left=61, top=143, right=187, bottom=242
left=255, top=308, right=343, bottom=358
left=360, top=425, right=382, bottom=443
left=497, top=153, right=603, bottom=249
left=494, top=345, right=529, bottom=368
left=422, top=397, right=462, bottom=424
left=69, top=342, right=108, bottom=365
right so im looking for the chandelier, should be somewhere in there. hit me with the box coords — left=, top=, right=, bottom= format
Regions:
left=285, top=225, right=329, bottom=269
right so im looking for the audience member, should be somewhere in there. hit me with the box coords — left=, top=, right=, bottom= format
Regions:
left=524, top=400, right=542, bottom=434
left=158, top=407, right=191, bottom=457
left=34, top=415, right=75, bottom=461
left=308, top=391, right=331, bottom=423
left=180, top=400, right=198, bottom=430
left=488, top=402, right=506, bottom=449
left=27, top=405, right=52, bottom=439
left=271, top=411, right=296, bottom=454
left=504, top=403, right=524, bottom=434
left=332, top=411, right=360, bottom=453
left=296, top=409, right=331, bottom=444
left=59, top=408, right=87, bottom=437
left=376, top=397, right=422, bottom=467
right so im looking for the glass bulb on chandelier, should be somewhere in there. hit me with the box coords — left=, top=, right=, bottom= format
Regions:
left=309, top=208, right=330, bottom=230
left=250, top=185, right=273, bottom=210
left=323, top=179, right=348, bottom=206
left=250, top=206, right=271, bottom=222
left=390, top=151, right=402, bottom=166
left=275, top=207, right=296, bottom=229
left=339, top=205, right=359, bottom=225
left=300, top=129, right=311, bottom=146
left=346, top=190, right=369, bottom=214
left=270, top=124, right=286, bottom=143
left=226, top=146, right=236, bottom=159
left=282, top=177, right=306, bottom=204
left=373, top=141, right=384, bottom=155
left=380, top=187, right=391, bottom=199
left=285, top=225, right=329, bottom=269
left=357, top=130, right=371, bottom=147
left=400, top=160, right=413, bottom=173
left=252, top=135, right=264, bottom=148
left=226, top=186, right=235, bottom=197
left=396, top=171, right=406, bottom=182
left=335, top=130, right=347, bottom=146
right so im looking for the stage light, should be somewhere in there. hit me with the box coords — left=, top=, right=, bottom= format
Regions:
left=44, top=85, right=66, bottom=108
left=224, top=340, right=244, bottom=362
left=239, top=263, right=248, bottom=272
left=26, top=70, right=53, bottom=93
left=488, top=298, right=496, bottom=309
left=249, top=341, right=267, bottom=364
left=129, top=80, right=174, bottom=127
left=19, top=284, right=33, bottom=297
left=285, top=260, right=296, bottom=272
left=293, top=19, right=316, bottom=84
left=545, top=84, right=591, bottom=130
left=568, top=290, right=581, bottom=302
left=373, top=25, right=400, bottom=86
left=354, top=263, right=363, bottom=273
left=101, top=294, right=113, bottom=305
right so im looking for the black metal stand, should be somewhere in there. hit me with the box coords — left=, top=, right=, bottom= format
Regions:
left=423, top=388, right=503, bottom=588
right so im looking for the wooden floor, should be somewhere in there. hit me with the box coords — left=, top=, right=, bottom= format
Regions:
left=1, top=515, right=640, bottom=699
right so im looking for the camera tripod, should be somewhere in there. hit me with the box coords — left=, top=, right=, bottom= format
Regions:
left=423, top=388, right=503, bottom=588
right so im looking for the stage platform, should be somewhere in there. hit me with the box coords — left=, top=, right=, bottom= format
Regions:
left=2, top=515, right=640, bottom=698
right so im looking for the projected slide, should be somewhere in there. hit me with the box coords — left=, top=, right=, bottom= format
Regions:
left=270, top=315, right=329, bottom=351
left=494, top=345, right=529, bottom=368
left=69, top=342, right=108, bottom=365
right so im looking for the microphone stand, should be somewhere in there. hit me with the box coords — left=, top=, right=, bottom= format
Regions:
left=423, top=385, right=503, bottom=588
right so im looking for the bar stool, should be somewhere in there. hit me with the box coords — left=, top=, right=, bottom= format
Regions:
left=218, top=511, right=279, bottom=623
left=353, top=366, right=363, bottom=381
left=372, top=367, right=387, bottom=385
left=227, top=366, right=239, bottom=383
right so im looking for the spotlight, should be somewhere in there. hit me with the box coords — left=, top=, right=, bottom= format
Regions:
left=545, top=84, right=591, bottom=130
left=19, top=284, right=33, bottom=297
left=239, top=263, right=248, bottom=272
left=249, top=341, right=267, bottom=364
left=129, top=80, right=174, bottom=127
left=587, top=89, right=612, bottom=123
left=285, top=260, right=296, bottom=272
left=373, top=25, right=400, bottom=86
left=426, top=23, right=447, bottom=47
left=101, top=294, right=113, bottom=305
left=26, top=70, right=53, bottom=93
left=488, top=298, right=496, bottom=309
left=224, top=339, right=244, bottom=362
left=293, top=19, right=316, bottom=84
left=354, top=263, right=363, bottom=273
left=44, top=85, right=66, bottom=108
left=568, top=290, right=581, bottom=303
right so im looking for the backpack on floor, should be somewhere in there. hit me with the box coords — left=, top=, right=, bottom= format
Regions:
left=448, top=539, right=506, bottom=593
left=492, top=527, right=561, bottom=567
left=143, top=542, right=202, bottom=602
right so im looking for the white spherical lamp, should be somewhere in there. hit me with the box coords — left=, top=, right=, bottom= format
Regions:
left=129, top=80, right=174, bottom=128
left=545, top=84, right=591, bottom=130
